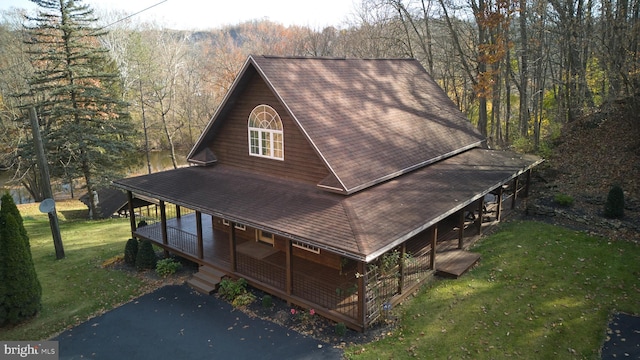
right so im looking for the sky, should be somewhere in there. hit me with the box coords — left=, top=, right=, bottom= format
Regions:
left=1, top=0, right=357, bottom=30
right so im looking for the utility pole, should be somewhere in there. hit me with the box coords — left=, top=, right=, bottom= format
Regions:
left=29, top=107, right=65, bottom=259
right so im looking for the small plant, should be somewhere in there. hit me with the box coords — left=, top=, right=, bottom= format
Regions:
left=135, top=239, right=157, bottom=271
left=218, top=278, right=248, bottom=302
left=554, top=193, right=574, bottom=207
left=335, top=322, right=347, bottom=336
left=124, top=238, right=138, bottom=266
left=156, top=258, right=181, bottom=277
left=262, top=294, right=273, bottom=308
left=604, top=184, right=625, bottom=218
left=291, top=308, right=316, bottom=325
left=231, top=292, right=256, bottom=308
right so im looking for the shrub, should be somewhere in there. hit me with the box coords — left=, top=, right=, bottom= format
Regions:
left=0, top=194, right=42, bottom=326
left=124, top=238, right=138, bottom=266
left=262, top=294, right=273, bottom=308
left=604, top=185, right=625, bottom=219
left=156, top=258, right=181, bottom=277
left=554, top=193, right=574, bottom=207
left=335, top=322, right=347, bottom=336
left=135, top=240, right=157, bottom=271
left=231, top=292, right=256, bottom=308
left=218, top=278, right=248, bottom=303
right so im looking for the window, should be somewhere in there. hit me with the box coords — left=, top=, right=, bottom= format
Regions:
left=257, top=230, right=274, bottom=245
left=234, top=223, right=246, bottom=231
left=292, top=240, right=320, bottom=254
left=248, top=104, right=283, bottom=160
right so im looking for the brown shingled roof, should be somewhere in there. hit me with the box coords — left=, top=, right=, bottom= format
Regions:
left=114, top=149, right=541, bottom=261
left=190, top=56, right=485, bottom=194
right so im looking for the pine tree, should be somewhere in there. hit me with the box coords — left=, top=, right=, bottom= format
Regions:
left=0, top=196, right=42, bottom=326
left=20, top=0, right=137, bottom=218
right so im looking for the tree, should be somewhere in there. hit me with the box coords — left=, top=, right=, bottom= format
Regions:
left=19, top=0, right=137, bottom=218
left=0, top=193, right=42, bottom=326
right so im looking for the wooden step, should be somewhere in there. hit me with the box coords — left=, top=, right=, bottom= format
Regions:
left=187, top=277, right=217, bottom=295
left=186, top=266, right=226, bottom=295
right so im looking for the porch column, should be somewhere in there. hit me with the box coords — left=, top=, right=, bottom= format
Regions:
left=160, top=200, right=168, bottom=246
left=457, top=209, right=465, bottom=249
left=496, top=186, right=504, bottom=222
left=285, top=239, right=293, bottom=296
left=511, top=177, right=520, bottom=209
left=357, top=260, right=366, bottom=330
left=476, top=197, right=484, bottom=236
left=127, top=191, right=136, bottom=234
left=398, top=244, right=406, bottom=294
left=196, top=211, right=203, bottom=259
left=429, top=225, right=437, bottom=270
left=229, top=224, right=237, bottom=272
left=523, top=169, right=532, bottom=198
left=176, top=205, right=181, bottom=219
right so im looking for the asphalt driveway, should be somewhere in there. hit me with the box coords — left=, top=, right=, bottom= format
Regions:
left=54, top=284, right=342, bottom=359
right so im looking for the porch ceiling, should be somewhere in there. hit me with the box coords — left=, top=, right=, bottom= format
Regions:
left=112, top=148, right=542, bottom=261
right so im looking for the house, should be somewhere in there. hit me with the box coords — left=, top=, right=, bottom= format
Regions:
left=112, top=55, right=542, bottom=331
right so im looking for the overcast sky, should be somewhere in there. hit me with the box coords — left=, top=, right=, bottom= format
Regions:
left=1, top=0, right=356, bottom=29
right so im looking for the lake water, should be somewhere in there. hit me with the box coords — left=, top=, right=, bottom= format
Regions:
left=0, top=151, right=188, bottom=204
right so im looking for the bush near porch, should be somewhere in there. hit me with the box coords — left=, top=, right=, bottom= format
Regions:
left=345, top=221, right=639, bottom=359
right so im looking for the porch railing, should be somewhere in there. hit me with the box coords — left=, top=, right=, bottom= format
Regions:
left=134, top=224, right=198, bottom=257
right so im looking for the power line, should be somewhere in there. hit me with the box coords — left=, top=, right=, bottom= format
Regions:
left=96, top=0, right=169, bottom=30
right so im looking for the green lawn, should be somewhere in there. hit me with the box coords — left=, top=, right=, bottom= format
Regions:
left=345, top=221, right=639, bottom=359
left=2, top=201, right=638, bottom=359
left=0, top=200, right=153, bottom=341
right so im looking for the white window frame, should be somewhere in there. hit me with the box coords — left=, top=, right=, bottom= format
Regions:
left=222, top=219, right=230, bottom=226
left=292, top=240, right=320, bottom=254
left=256, top=230, right=275, bottom=245
left=234, top=223, right=246, bottom=231
left=248, top=104, right=284, bottom=160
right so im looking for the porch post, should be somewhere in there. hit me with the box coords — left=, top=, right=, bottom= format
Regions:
left=357, top=260, right=366, bottom=330
left=429, top=225, right=437, bottom=270
left=523, top=169, right=532, bottom=198
left=196, top=211, right=203, bottom=259
left=160, top=200, right=168, bottom=246
left=229, top=224, right=237, bottom=272
left=285, top=239, right=293, bottom=296
left=476, top=197, right=484, bottom=236
left=176, top=205, right=181, bottom=219
left=511, top=177, right=520, bottom=209
left=398, top=244, right=406, bottom=294
left=496, top=186, right=504, bottom=222
left=457, top=209, right=465, bottom=249
left=126, top=191, right=136, bottom=234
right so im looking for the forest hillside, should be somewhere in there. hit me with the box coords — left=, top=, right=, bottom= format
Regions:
left=528, top=96, right=640, bottom=243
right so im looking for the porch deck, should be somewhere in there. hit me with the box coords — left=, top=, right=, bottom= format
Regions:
left=133, top=214, right=359, bottom=321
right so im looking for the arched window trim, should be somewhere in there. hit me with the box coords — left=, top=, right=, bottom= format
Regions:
left=248, top=104, right=284, bottom=160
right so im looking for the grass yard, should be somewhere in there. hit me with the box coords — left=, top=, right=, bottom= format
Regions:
left=345, top=221, right=640, bottom=359
left=0, top=200, right=154, bottom=341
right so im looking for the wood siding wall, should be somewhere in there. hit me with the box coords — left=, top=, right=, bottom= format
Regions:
left=212, top=215, right=341, bottom=269
left=210, top=72, right=329, bottom=184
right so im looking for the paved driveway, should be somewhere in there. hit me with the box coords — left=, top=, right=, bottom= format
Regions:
left=54, top=285, right=342, bottom=359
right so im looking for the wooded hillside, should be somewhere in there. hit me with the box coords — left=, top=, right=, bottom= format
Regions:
left=0, top=0, right=638, bottom=204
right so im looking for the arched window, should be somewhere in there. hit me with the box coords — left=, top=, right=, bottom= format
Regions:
left=248, top=104, right=283, bottom=160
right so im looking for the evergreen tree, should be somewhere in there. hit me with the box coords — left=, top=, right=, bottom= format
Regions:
left=20, top=0, right=137, bottom=218
left=604, top=185, right=625, bottom=219
left=0, top=197, right=42, bottom=326
left=0, top=193, right=28, bottom=243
